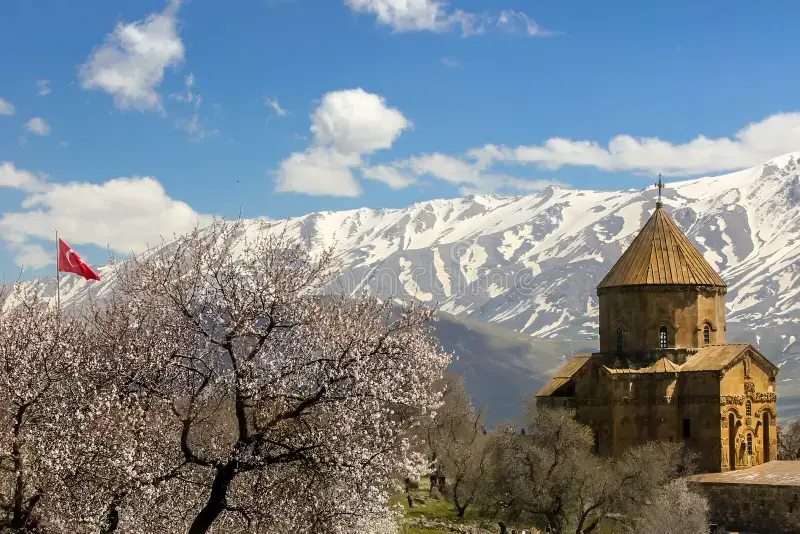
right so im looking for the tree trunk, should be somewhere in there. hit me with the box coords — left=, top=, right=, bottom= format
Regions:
left=436, top=473, right=446, bottom=494
left=428, top=468, right=446, bottom=496
left=545, top=513, right=565, bottom=534
left=188, top=461, right=238, bottom=534
left=452, top=478, right=468, bottom=517
left=7, top=494, right=39, bottom=532
left=10, top=404, right=29, bottom=530
left=100, top=494, right=123, bottom=534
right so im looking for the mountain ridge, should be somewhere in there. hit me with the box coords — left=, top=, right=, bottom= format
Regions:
left=6, top=152, right=800, bottom=419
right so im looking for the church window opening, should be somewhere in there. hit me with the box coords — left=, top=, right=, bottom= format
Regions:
left=659, top=326, right=668, bottom=348
left=747, top=433, right=753, bottom=455
left=746, top=401, right=752, bottom=418
left=703, top=324, right=711, bottom=345
left=616, top=328, right=623, bottom=352
left=682, top=418, right=691, bottom=439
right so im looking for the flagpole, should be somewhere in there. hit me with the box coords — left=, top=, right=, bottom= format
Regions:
left=55, top=230, right=60, bottom=315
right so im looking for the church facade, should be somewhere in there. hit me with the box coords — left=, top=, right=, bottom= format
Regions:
left=536, top=196, right=779, bottom=473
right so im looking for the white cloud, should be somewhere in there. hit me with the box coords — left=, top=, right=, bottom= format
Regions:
left=371, top=111, right=800, bottom=191
left=0, top=162, right=211, bottom=268
left=169, top=72, right=197, bottom=104
left=277, top=98, right=800, bottom=197
left=409, top=153, right=512, bottom=191
left=9, top=244, right=51, bottom=271
left=440, top=57, right=459, bottom=67
left=346, top=0, right=448, bottom=33
left=176, top=112, right=219, bottom=141
left=24, top=117, right=51, bottom=136
left=36, top=80, right=51, bottom=96
left=274, top=88, right=411, bottom=196
left=471, top=111, right=800, bottom=176
left=364, top=153, right=567, bottom=194
left=311, top=88, right=411, bottom=155
left=0, top=97, right=15, bottom=115
left=170, top=73, right=218, bottom=141
left=344, top=0, right=556, bottom=37
left=0, top=163, right=47, bottom=192
left=494, top=10, right=555, bottom=37
left=275, top=88, right=564, bottom=196
left=361, top=165, right=417, bottom=189
left=265, top=96, right=289, bottom=117
left=78, top=0, right=185, bottom=112
left=275, top=148, right=363, bottom=197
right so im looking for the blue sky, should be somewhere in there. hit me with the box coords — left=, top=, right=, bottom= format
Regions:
left=2, top=0, right=800, bottom=279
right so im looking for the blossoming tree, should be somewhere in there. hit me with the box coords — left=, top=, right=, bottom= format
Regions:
left=0, top=219, right=449, bottom=533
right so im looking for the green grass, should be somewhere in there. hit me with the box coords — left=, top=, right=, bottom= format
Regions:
left=390, top=479, right=530, bottom=533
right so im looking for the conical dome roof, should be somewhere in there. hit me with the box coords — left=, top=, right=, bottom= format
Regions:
left=597, top=203, right=726, bottom=291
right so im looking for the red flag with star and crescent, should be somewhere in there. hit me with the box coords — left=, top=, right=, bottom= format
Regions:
left=58, top=238, right=101, bottom=281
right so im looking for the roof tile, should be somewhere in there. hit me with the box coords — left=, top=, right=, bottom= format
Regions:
left=535, top=354, right=592, bottom=397
left=598, top=203, right=726, bottom=289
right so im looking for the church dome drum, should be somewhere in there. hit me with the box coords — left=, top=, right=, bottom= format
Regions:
left=597, top=198, right=728, bottom=355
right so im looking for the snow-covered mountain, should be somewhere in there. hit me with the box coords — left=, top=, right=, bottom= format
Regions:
left=7, top=152, right=800, bottom=415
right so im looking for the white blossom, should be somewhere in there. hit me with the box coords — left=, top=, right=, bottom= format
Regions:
left=0, top=220, right=450, bottom=533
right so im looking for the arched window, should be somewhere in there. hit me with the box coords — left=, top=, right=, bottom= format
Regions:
left=747, top=433, right=753, bottom=455
left=703, top=324, right=711, bottom=345
left=659, top=326, right=668, bottom=349
left=746, top=401, right=752, bottom=418
left=616, top=328, right=623, bottom=352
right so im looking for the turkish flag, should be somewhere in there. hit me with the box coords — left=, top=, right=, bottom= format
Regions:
left=58, top=238, right=101, bottom=281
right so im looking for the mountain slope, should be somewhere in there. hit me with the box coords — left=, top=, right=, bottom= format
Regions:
left=6, top=152, right=800, bottom=418
left=433, top=311, right=593, bottom=423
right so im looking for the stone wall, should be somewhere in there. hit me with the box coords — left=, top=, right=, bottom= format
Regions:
left=720, top=357, right=778, bottom=471
left=571, top=363, right=725, bottom=466
left=688, top=482, right=800, bottom=534
left=573, top=360, right=614, bottom=456
left=598, top=287, right=726, bottom=354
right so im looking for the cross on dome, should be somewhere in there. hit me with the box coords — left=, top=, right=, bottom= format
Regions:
left=655, top=173, right=664, bottom=207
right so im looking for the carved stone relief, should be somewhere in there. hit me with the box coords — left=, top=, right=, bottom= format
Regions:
left=575, top=392, right=776, bottom=407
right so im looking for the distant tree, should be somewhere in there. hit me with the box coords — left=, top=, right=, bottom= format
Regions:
left=479, top=406, right=597, bottom=533
left=479, top=401, right=698, bottom=534
left=424, top=375, right=490, bottom=517
left=778, top=418, right=800, bottom=460
left=611, top=441, right=700, bottom=532
left=631, top=479, right=709, bottom=534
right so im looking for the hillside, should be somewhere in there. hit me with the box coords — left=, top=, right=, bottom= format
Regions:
left=433, top=311, right=593, bottom=423
left=6, top=152, right=800, bottom=420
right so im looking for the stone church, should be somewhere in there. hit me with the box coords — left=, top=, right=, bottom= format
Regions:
left=536, top=192, right=779, bottom=473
